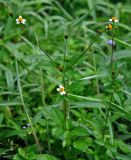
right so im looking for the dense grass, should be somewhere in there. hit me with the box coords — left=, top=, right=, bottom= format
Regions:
left=0, top=0, right=131, bottom=160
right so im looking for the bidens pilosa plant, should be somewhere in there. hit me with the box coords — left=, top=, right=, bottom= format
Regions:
left=0, top=1, right=131, bottom=160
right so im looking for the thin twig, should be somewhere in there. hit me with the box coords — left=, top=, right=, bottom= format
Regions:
left=39, top=46, right=57, bottom=66
left=62, top=36, right=69, bottom=130
left=65, top=31, right=104, bottom=72
left=15, top=59, right=41, bottom=153
left=35, top=33, right=46, bottom=106
left=102, top=23, right=115, bottom=140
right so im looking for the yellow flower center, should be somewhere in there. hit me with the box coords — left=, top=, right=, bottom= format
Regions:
left=60, top=87, right=64, bottom=92
left=18, top=17, right=23, bottom=23
left=112, top=17, right=117, bottom=21
left=106, top=24, right=113, bottom=30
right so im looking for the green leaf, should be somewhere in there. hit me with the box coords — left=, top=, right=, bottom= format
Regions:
left=18, top=148, right=27, bottom=159
left=43, top=107, right=64, bottom=126
left=0, top=113, right=4, bottom=125
left=108, top=120, right=114, bottom=144
left=0, top=129, right=26, bottom=140
left=71, top=126, right=89, bottom=137
left=37, top=154, right=59, bottom=160
left=5, top=70, right=14, bottom=90
left=73, top=139, right=88, bottom=151
left=68, top=94, right=101, bottom=102
left=114, top=50, right=131, bottom=59
left=52, top=127, right=64, bottom=138
left=114, top=38, right=131, bottom=48
left=113, top=93, right=121, bottom=105
left=116, top=154, right=131, bottom=160
left=117, top=140, right=131, bottom=154
left=0, top=101, right=22, bottom=107
left=0, top=147, right=10, bottom=156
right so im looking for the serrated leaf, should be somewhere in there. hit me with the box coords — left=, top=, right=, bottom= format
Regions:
left=37, top=154, right=59, bottom=160
left=73, top=139, right=87, bottom=151
left=0, top=113, right=4, bottom=125
left=114, top=50, right=131, bottom=59
left=43, top=107, right=64, bottom=126
left=117, top=140, right=131, bottom=154
left=71, top=126, right=88, bottom=137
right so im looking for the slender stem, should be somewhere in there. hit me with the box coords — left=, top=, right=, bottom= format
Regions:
left=63, top=96, right=67, bottom=130
left=62, top=37, right=68, bottom=130
left=39, top=46, right=57, bottom=66
left=15, top=59, right=41, bottom=152
left=102, top=78, right=115, bottom=139
left=65, top=31, right=104, bottom=72
left=111, top=26, right=114, bottom=67
left=46, top=118, right=51, bottom=153
left=35, top=33, right=46, bottom=106
left=63, top=38, right=67, bottom=67
left=40, top=68, right=45, bottom=106
left=92, top=50, right=100, bottom=96
left=35, top=33, right=51, bottom=153
left=102, top=23, right=115, bottom=140
left=62, top=72, right=68, bottom=130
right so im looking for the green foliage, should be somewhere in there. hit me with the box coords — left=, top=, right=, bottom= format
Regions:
left=13, top=148, right=59, bottom=160
left=0, top=0, right=131, bottom=159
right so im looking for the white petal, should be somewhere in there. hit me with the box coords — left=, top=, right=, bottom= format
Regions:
left=19, top=16, right=22, bottom=18
left=59, top=85, right=63, bottom=88
left=109, top=19, right=112, bottom=22
left=115, top=19, right=119, bottom=22
left=57, top=88, right=60, bottom=91
left=60, top=92, right=64, bottom=95
left=16, top=19, right=18, bottom=21
left=16, top=21, right=20, bottom=24
left=22, top=19, right=26, bottom=24
left=61, top=91, right=66, bottom=95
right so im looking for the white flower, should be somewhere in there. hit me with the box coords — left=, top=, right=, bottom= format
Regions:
left=27, top=123, right=31, bottom=127
left=109, top=17, right=119, bottom=23
left=22, top=126, right=26, bottom=129
left=57, top=85, right=66, bottom=95
left=16, top=15, right=26, bottom=24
